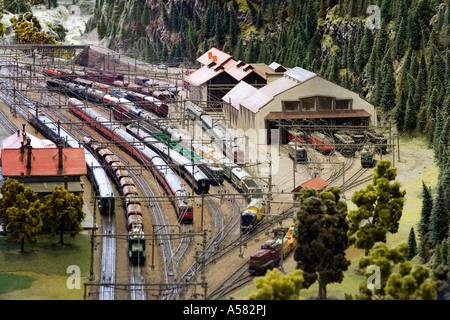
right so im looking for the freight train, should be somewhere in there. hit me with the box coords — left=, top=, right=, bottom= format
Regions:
left=84, top=137, right=146, bottom=265
left=66, top=97, right=195, bottom=223
left=248, top=226, right=296, bottom=275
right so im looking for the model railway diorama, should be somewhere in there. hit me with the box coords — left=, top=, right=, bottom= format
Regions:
left=0, top=45, right=394, bottom=301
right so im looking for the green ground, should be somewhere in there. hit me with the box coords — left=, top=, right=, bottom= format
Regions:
left=0, top=234, right=91, bottom=300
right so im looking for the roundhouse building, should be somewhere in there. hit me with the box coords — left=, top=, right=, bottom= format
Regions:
left=222, top=67, right=377, bottom=145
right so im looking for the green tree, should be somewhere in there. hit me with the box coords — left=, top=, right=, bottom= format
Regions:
left=351, top=243, right=436, bottom=300
left=429, top=183, right=449, bottom=246
left=0, top=179, right=41, bottom=253
left=407, top=227, right=417, bottom=260
left=393, top=88, right=407, bottom=132
left=294, top=187, right=350, bottom=300
left=248, top=268, right=304, bottom=300
left=347, top=160, right=407, bottom=255
left=41, top=186, right=85, bottom=246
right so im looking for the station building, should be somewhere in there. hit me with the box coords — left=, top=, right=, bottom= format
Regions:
left=222, top=66, right=377, bottom=145
left=1, top=128, right=86, bottom=201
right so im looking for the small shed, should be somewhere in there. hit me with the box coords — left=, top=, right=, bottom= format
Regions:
left=291, top=176, right=329, bottom=203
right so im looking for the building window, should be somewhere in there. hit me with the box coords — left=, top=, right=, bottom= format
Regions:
left=300, top=97, right=316, bottom=111
left=336, top=99, right=351, bottom=110
left=318, top=96, right=333, bottom=111
left=283, top=101, right=299, bottom=112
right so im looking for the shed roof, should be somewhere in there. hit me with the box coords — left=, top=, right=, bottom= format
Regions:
left=291, top=177, right=329, bottom=193
left=1, top=147, right=87, bottom=177
left=186, top=47, right=266, bottom=86
left=222, top=81, right=258, bottom=110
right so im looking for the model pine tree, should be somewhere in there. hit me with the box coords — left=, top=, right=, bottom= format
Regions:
left=294, top=187, right=350, bottom=300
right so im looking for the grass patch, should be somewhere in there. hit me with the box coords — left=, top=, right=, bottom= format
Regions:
left=0, top=234, right=91, bottom=299
left=0, top=272, right=35, bottom=294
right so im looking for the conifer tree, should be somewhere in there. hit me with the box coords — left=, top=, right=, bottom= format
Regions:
left=429, top=183, right=450, bottom=246
left=393, top=18, right=407, bottom=61
left=380, top=51, right=396, bottom=112
left=407, top=227, right=418, bottom=260
left=418, top=181, right=434, bottom=263
left=404, top=93, right=418, bottom=132
left=393, top=89, right=407, bottom=132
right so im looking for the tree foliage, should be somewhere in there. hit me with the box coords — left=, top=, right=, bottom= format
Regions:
left=347, top=160, right=406, bottom=254
left=294, top=187, right=350, bottom=300
left=247, top=268, right=304, bottom=300
left=349, top=242, right=436, bottom=300
left=40, top=186, right=85, bottom=246
left=0, top=179, right=41, bottom=253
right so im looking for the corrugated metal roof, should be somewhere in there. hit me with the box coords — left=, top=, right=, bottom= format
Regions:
left=240, top=90, right=273, bottom=113
left=222, top=81, right=258, bottom=110
left=284, top=67, right=317, bottom=82
left=1, top=148, right=87, bottom=177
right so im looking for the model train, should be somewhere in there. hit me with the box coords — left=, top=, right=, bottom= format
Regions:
left=364, top=130, right=388, bottom=154
left=126, top=122, right=223, bottom=185
left=84, top=138, right=146, bottom=265
left=333, top=131, right=357, bottom=157
left=66, top=97, right=195, bottom=223
left=249, top=226, right=296, bottom=275
left=186, top=102, right=244, bottom=164
left=310, top=131, right=335, bottom=154
left=125, top=123, right=211, bottom=194
left=46, top=77, right=169, bottom=117
left=361, top=145, right=375, bottom=168
left=135, top=107, right=263, bottom=198
left=241, top=198, right=265, bottom=233
left=288, top=142, right=308, bottom=162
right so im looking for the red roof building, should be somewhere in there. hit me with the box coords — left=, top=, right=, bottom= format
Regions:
left=185, top=47, right=267, bottom=107
left=1, top=144, right=86, bottom=199
left=291, top=176, right=329, bottom=202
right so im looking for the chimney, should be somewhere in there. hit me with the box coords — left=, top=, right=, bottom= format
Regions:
left=22, top=123, right=26, bottom=134
left=58, top=140, right=63, bottom=169
left=212, top=55, right=217, bottom=62
left=17, top=129, right=20, bottom=137
left=208, top=51, right=213, bottom=59
left=26, top=137, right=31, bottom=146
left=22, top=132, right=27, bottom=142
left=20, top=141, right=24, bottom=154
left=26, top=145, right=32, bottom=169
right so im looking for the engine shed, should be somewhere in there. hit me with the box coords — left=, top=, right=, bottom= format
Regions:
left=223, top=67, right=377, bottom=146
